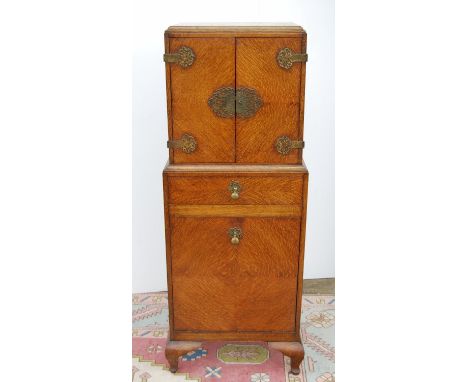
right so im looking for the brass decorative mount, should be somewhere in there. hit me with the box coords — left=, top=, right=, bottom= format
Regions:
left=167, top=133, right=197, bottom=153
left=163, top=46, right=196, bottom=68
left=277, top=47, right=308, bottom=69
left=208, top=87, right=262, bottom=118
left=275, top=136, right=305, bottom=155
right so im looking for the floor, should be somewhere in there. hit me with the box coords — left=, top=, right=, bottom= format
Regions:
left=303, top=278, right=335, bottom=295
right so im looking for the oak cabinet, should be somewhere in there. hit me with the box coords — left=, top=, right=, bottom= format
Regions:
left=162, top=24, right=309, bottom=375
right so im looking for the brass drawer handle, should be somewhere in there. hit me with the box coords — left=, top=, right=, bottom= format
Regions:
left=163, top=46, right=195, bottom=68
left=228, top=227, right=242, bottom=245
left=228, top=181, right=242, bottom=200
left=275, top=136, right=305, bottom=155
left=208, top=87, right=262, bottom=118
left=167, top=133, right=197, bottom=153
left=277, top=47, right=308, bottom=69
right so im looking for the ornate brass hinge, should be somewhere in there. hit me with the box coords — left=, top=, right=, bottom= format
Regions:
left=208, top=87, right=262, bottom=118
left=163, top=46, right=195, bottom=68
left=167, top=134, right=197, bottom=153
left=275, top=136, right=305, bottom=155
left=277, top=47, right=308, bottom=69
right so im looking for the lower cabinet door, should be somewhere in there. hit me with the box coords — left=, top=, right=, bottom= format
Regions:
left=170, top=216, right=301, bottom=334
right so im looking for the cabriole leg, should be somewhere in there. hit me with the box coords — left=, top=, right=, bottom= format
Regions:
left=165, top=340, right=202, bottom=373
left=268, top=341, right=305, bottom=375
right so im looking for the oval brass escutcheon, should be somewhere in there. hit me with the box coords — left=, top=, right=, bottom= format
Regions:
left=208, top=87, right=236, bottom=118
left=236, top=88, right=263, bottom=118
left=208, top=87, right=262, bottom=118
left=275, top=136, right=305, bottom=155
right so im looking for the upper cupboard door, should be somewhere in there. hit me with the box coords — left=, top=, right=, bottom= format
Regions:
left=166, top=38, right=236, bottom=163
left=235, top=37, right=306, bottom=163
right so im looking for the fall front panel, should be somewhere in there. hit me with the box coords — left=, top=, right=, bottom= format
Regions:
left=170, top=216, right=300, bottom=333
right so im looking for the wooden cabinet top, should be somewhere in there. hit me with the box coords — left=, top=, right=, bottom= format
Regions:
left=165, top=23, right=306, bottom=37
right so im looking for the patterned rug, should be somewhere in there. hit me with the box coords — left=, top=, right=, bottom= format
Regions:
left=132, top=292, right=335, bottom=382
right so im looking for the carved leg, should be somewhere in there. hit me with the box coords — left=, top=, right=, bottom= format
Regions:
left=165, top=341, right=202, bottom=373
left=268, top=341, right=305, bottom=375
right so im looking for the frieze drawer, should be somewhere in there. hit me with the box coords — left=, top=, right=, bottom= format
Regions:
left=168, top=175, right=304, bottom=205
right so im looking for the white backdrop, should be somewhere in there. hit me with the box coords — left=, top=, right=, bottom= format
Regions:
left=133, top=0, right=334, bottom=292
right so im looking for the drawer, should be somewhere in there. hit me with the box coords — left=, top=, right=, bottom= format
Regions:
left=168, top=175, right=303, bottom=205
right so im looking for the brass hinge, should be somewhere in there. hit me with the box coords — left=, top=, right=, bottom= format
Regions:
left=277, top=47, right=308, bottom=69
left=163, top=46, right=195, bottom=68
left=275, top=136, right=305, bottom=155
left=167, top=134, right=197, bottom=153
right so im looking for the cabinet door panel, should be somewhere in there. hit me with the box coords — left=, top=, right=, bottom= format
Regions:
left=235, top=37, right=304, bottom=164
left=171, top=217, right=238, bottom=331
left=236, top=218, right=300, bottom=331
left=170, top=216, right=300, bottom=333
left=168, top=38, right=235, bottom=163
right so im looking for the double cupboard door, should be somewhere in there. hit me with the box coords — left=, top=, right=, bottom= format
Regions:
left=165, top=35, right=307, bottom=164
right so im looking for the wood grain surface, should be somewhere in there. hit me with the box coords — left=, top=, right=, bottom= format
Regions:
left=236, top=37, right=304, bottom=164
left=295, top=172, right=308, bottom=334
left=169, top=204, right=301, bottom=217
left=164, top=162, right=308, bottom=174
left=235, top=217, right=301, bottom=331
left=168, top=175, right=303, bottom=205
left=170, top=216, right=300, bottom=332
left=165, top=24, right=305, bottom=38
left=168, top=37, right=235, bottom=163
left=171, top=331, right=298, bottom=342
